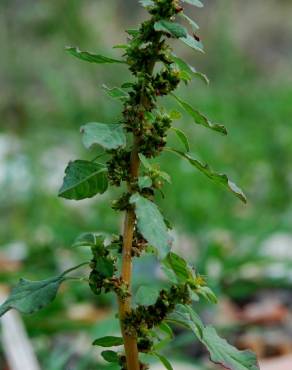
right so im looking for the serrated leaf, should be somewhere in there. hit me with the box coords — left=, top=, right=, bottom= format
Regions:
left=59, top=160, right=108, bottom=200
left=180, top=33, right=204, bottom=53
left=66, top=47, right=125, bottom=64
left=154, top=20, right=187, bottom=38
left=168, top=305, right=259, bottom=370
left=172, top=94, right=226, bottom=134
left=168, top=149, right=247, bottom=203
left=0, top=276, right=64, bottom=317
left=172, top=55, right=209, bottom=84
left=135, top=286, right=159, bottom=306
left=182, top=0, right=204, bottom=7
left=130, top=194, right=171, bottom=259
left=81, top=122, right=126, bottom=150
left=153, top=353, right=174, bottom=370
left=163, top=252, right=192, bottom=283
left=180, top=13, right=199, bottom=30
left=101, top=350, right=119, bottom=363
left=0, top=264, right=86, bottom=317
left=102, top=84, right=129, bottom=100
left=167, top=304, right=203, bottom=338
left=93, top=336, right=124, bottom=347
left=202, top=327, right=259, bottom=370
left=171, top=127, right=190, bottom=152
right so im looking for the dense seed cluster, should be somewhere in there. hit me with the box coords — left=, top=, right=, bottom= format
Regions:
left=124, top=284, right=191, bottom=336
left=89, top=241, right=129, bottom=299
left=138, top=112, right=172, bottom=157
left=106, top=149, right=131, bottom=186
left=104, top=0, right=184, bottom=187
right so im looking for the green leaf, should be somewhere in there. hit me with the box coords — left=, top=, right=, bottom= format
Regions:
left=102, top=84, right=129, bottom=100
left=198, top=286, right=218, bottom=304
left=135, top=286, right=159, bottom=306
left=113, top=44, right=128, bottom=49
left=121, top=82, right=135, bottom=89
left=127, top=29, right=140, bottom=37
left=172, top=55, right=209, bottom=85
left=101, top=350, right=119, bottom=363
left=138, top=176, right=152, bottom=190
left=161, top=264, right=177, bottom=284
left=130, top=194, right=171, bottom=259
left=153, top=338, right=172, bottom=352
left=81, top=122, right=126, bottom=150
left=188, top=286, right=200, bottom=302
left=153, top=353, right=174, bottom=370
left=180, top=33, right=204, bottom=53
left=158, top=171, right=172, bottom=184
left=145, top=111, right=155, bottom=123
left=163, top=252, right=192, bottom=283
left=73, top=232, right=106, bottom=248
left=0, top=264, right=86, bottom=317
left=59, top=160, right=108, bottom=200
left=159, top=322, right=174, bottom=339
left=172, top=94, right=226, bottom=134
left=180, top=13, right=199, bottom=30
left=168, top=149, right=247, bottom=203
left=181, top=0, right=204, bottom=7
left=0, top=276, right=64, bottom=317
left=139, top=154, right=172, bottom=184
left=169, top=305, right=259, bottom=370
left=171, top=127, right=190, bottom=152
left=167, top=304, right=203, bottom=339
left=66, top=47, right=125, bottom=64
left=202, top=327, right=259, bottom=370
left=93, top=336, right=124, bottom=347
left=96, top=256, right=115, bottom=278
left=154, top=20, right=187, bottom=38
left=139, top=0, right=155, bottom=7
left=138, top=153, right=152, bottom=170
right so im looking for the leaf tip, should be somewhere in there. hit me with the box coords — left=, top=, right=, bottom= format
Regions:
left=65, top=46, right=76, bottom=54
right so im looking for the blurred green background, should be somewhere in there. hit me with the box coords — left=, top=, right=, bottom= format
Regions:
left=1, top=0, right=292, bottom=369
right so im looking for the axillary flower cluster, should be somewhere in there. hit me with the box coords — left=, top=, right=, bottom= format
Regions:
left=0, top=1, right=259, bottom=370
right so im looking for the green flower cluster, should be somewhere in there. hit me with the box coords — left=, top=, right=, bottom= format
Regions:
left=149, top=0, right=183, bottom=18
left=125, top=284, right=191, bottom=333
left=89, top=240, right=129, bottom=299
left=138, top=112, right=172, bottom=157
left=107, top=149, right=131, bottom=186
left=105, top=0, right=184, bottom=185
left=123, top=283, right=191, bottom=353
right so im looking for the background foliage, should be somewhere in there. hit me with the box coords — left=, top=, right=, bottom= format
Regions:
left=1, top=0, right=292, bottom=368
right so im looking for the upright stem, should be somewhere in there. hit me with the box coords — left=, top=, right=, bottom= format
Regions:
left=118, top=142, right=140, bottom=370
left=118, top=34, right=160, bottom=370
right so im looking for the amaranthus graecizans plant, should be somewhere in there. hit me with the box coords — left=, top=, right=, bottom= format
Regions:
left=0, top=1, right=260, bottom=369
